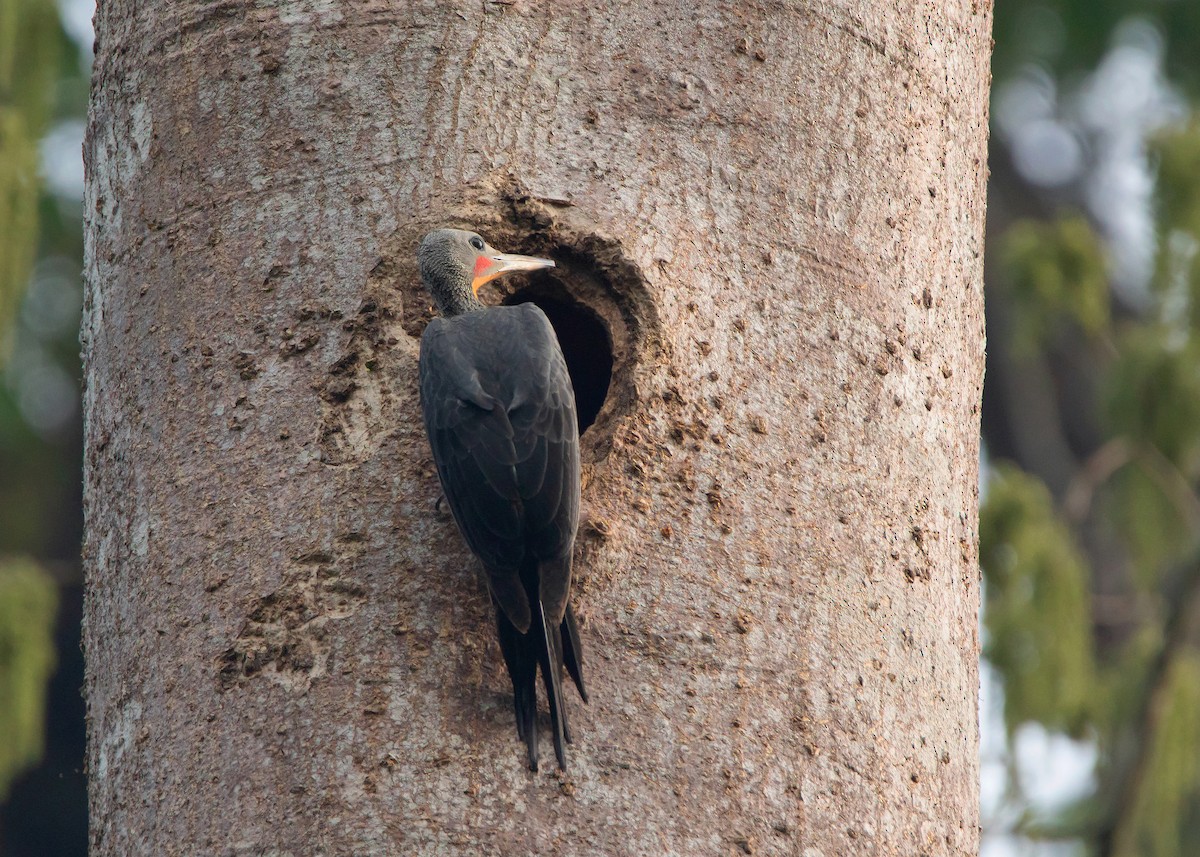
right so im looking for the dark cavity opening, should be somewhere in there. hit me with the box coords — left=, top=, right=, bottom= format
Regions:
left=503, top=287, right=613, bottom=435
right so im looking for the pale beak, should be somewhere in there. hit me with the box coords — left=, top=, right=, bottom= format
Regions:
left=472, top=252, right=556, bottom=294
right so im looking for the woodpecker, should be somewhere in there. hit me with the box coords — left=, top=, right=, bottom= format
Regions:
left=417, top=228, right=587, bottom=771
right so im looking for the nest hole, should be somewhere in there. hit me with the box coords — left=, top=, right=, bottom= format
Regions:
left=503, top=286, right=613, bottom=435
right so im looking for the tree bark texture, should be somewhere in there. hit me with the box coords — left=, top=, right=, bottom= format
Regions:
left=84, top=1, right=990, bottom=854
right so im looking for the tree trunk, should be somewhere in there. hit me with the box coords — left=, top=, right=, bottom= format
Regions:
left=83, top=1, right=990, bottom=854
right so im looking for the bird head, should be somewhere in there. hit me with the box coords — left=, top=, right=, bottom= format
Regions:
left=419, top=229, right=556, bottom=317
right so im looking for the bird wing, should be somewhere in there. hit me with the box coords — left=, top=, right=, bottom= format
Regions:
left=419, top=305, right=580, bottom=632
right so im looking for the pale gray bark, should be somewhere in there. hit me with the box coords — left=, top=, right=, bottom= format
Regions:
left=84, top=1, right=990, bottom=854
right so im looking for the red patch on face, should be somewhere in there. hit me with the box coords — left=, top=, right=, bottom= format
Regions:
left=473, top=255, right=491, bottom=276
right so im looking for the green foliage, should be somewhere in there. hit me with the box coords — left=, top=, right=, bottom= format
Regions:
left=1154, top=124, right=1200, bottom=244
left=0, top=557, right=57, bottom=801
left=1152, top=124, right=1200, bottom=335
left=0, top=110, right=39, bottom=359
left=1002, top=215, right=1111, bottom=351
left=0, top=0, right=60, bottom=362
left=1107, top=328, right=1200, bottom=476
left=1108, top=464, right=1194, bottom=589
left=1117, top=654, right=1200, bottom=857
left=984, top=93, right=1200, bottom=857
left=0, top=0, right=79, bottom=837
left=981, top=464, right=1096, bottom=735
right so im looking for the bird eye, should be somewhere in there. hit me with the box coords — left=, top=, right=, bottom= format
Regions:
left=470, top=236, right=485, bottom=251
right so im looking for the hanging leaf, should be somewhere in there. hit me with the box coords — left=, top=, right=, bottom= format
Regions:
left=1107, top=328, right=1200, bottom=478
left=982, top=464, right=1096, bottom=735
left=0, top=0, right=61, bottom=363
left=1002, top=215, right=1111, bottom=352
left=1114, top=654, right=1200, bottom=857
left=0, top=556, right=57, bottom=801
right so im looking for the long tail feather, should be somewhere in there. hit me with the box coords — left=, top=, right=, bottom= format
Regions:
left=495, top=596, right=586, bottom=770
left=536, top=601, right=568, bottom=770
left=495, top=603, right=539, bottom=770
left=561, top=602, right=588, bottom=704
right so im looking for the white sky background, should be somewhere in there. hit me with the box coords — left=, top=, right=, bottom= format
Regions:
left=30, top=2, right=1181, bottom=852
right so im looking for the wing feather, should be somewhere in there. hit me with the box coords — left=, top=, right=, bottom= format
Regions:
left=419, top=306, right=579, bottom=630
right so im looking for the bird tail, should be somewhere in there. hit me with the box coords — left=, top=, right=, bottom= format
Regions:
left=536, top=600, right=568, bottom=771
left=561, top=602, right=588, bottom=704
left=495, top=599, right=587, bottom=771
left=495, top=604, right=541, bottom=770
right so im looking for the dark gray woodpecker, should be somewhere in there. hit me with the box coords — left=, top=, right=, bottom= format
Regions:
left=417, top=228, right=588, bottom=771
